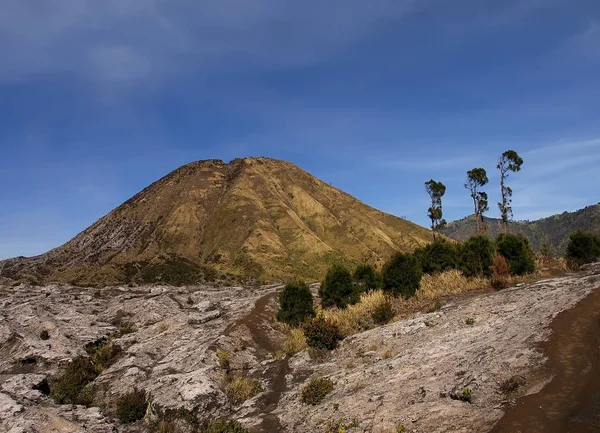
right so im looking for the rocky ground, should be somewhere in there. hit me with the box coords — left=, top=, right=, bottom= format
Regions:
left=1, top=264, right=599, bottom=433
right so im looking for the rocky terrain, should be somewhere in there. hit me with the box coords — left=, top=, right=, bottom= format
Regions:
left=1, top=264, right=599, bottom=432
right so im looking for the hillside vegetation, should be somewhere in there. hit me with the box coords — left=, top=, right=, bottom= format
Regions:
left=442, top=204, right=600, bottom=255
left=1, top=158, right=433, bottom=285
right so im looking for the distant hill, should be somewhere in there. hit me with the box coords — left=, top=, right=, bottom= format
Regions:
left=442, top=204, right=600, bottom=255
left=1, top=157, right=434, bottom=285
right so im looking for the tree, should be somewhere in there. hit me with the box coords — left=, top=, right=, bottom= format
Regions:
left=277, top=281, right=315, bottom=326
left=414, top=240, right=459, bottom=274
left=382, top=253, right=423, bottom=298
left=566, top=231, right=600, bottom=269
left=495, top=234, right=536, bottom=275
left=497, top=150, right=524, bottom=234
left=464, top=168, right=489, bottom=234
left=425, top=179, right=447, bottom=241
left=319, top=264, right=359, bottom=309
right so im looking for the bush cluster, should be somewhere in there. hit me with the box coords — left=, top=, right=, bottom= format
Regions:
left=204, top=420, right=251, bottom=433
left=382, top=253, right=422, bottom=298
left=566, top=231, right=600, bottom=269
left=490, top=254, right=511, bottom=289
left=371, top=296, right=395, bottom=325
left=303, top=316, right=343, bottom=351
left=415, top=240, right=459, bottom=274
left=353, top=264, right=382, bottom=291
left=115, top=388, right=148, bottom=424
left=276, top=281, right=315, bottom=326
left=300, top=377, right=334, bottom=405
left=496, top=234, right=536, bottom=275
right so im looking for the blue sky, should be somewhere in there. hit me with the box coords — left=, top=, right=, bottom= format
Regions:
left=1, top=0, right=599, bottom=259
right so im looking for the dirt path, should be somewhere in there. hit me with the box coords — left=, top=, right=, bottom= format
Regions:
left=224, top=289, right=289, bottom=433
left=491, top=283, right=600, bottom=433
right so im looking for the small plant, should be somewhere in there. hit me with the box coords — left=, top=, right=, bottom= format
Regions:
left=187, top=296, right=194, bottom=305
left=40, top=330, right=50, bottom=340
left=426, top=298, right=443, bottom=313
left=465, top=317, right=475, bottom=325
left=157, top=323, right=169, bottom=334
left=322, top=417, right=359, bottom=433
left=204, top=419, right=251, bottom=433
left=303, top=316, right=343, bottom=351
left=460, top=387, right=472, bottom=402
left=499, top=375, right=526, bottom=394
left=216, top=349, right=230, bottom=370
left=115, top=388, right=148, bottom=423
left=300, top=377, right=334, bottom=405
left=85, top=339, right=122, bottom=371
left=381, top=349, right=393, bottom=359
left=396, top=425, right=407, bottom=433
left=223, top=374, right=263, bottom=404
left=368, top=343, right=378, bottom=351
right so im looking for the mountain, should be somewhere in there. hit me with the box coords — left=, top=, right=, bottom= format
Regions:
left=442, top=204, right=600, bottom=254
left=1, top=157, right=434, bottom=285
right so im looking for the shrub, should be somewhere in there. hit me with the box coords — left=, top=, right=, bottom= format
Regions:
left=495, top=234, right=536, bottom=275
left=415, top=240, right=460, bottom=274
left=40, top=330, right=50, bottom=340
left=499, top=375, right=526, bottom=394
left=319, top=264, right=360, bottom=309
left=460, top=387, right=472, bottom=402
left=300, top=377, right=334, bottom=405
left=204, top=419, right=251, bottom=433
left=353, top=264, right=382, bottom=291
left=382, top=253, right=422, bottom=298
left=223, top=374, right=263, bottom=404
left=566, top=231, right=600, bottom=269
left=216, top=349, right=230, bottom=370
left=276, top=281, right=315, bottom=326
left=459, top=235, right=495, bottom=277
left=465, top=317, right=475, bottom=325
left=84, top=339, right=122, bottom=371
left=118, top=321, right=137, bottom=336
left=490, top=254, right=511, bottom=289
left=371, top=296, right=395, bottom=325
left=303, top=316, right=343, bottom=351
left=116, top=389, right=148, bottom=423
left=49, top=356, right=99, bottom=405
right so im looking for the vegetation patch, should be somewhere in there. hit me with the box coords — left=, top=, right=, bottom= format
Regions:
left=115, top=388, right=148, bottom=423
left=49, top=355, right=98, bottom=405
left=499, top=375, right=526, bottom=394
left=382, top=253, right=422, bottom=298
left=495, top=233, right=536, bottom=275
left=277, top=281, right=315, bottom=326
left=204, top=419, right=251, bottom=433
left=222, top=373, right=263, bottom=404
left=318, top=417, right=359, bottom=433
left=303, top=316, right=343, bottom=351
left=39, top=330, right=50, bottom=340
left=566, top=231, right=600, bottom=269
left=319, top=264, right=360, bottom=309
left=300, top=377, right=334, bottom=405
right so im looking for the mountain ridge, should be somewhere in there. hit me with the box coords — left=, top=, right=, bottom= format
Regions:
left=442, top=203, right=600, bottom=254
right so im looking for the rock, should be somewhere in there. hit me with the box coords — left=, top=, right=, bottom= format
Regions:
left=188, top=310, right=222, bottom=325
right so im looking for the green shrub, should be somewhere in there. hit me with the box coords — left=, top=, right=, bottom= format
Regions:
left=459, top=235, right=495, bottom=277
left=204, top=419, right=250, bottom=433
left=118, top=321, right=137, bottom=336
left=116, top=388, right=148, bottom=423
left=276, top=281, right=315, bottom=326
left=460, top=387, right=472, bottom=402
left=495, top=234, right=536, bottom=275
left=415, top=240, right=459, bottom=274
left=40, top=330, right=50, bottom=340
left=371, top=296, right=395, bottom=325
left=566, top=231, right=600, bottom=269
left=382, top=253, right=422, bottom=298
left=499, top=375, right=526, bottom=394
left=303, top=316, right=343, bottom=351
left=49, top=356, right=99, bottom=405
left=84, top=339, right=122, bottom=371
left=300, top=377, right=334, bottom=405
left=319, top=264, right=360, bottom=309
left=465, top=317, right=475, bottom=325
left=353, top=264, right=382, bottom=291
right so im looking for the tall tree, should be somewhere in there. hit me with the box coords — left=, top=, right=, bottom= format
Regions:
left=497, top=150, right=524, bottom=234
left=425, top=179, right=447, bottom=241
left=464, top=168, right=489, bottom=235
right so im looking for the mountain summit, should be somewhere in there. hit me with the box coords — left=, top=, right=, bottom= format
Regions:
left=2, top=157, right=433, bottom=285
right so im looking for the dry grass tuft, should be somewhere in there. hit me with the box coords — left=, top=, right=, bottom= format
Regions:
left=418, top=270, right=488, bottom=301
left=222, top=373, right=263, bottom=404
left=283, top=327, right=308, bottom=356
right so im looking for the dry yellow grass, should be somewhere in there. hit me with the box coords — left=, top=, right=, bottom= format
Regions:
left=283, top=327, right=308, bottom=356
left=417, top=269, right=489, bottom=301
left=222, top=373, right=263, bottom=404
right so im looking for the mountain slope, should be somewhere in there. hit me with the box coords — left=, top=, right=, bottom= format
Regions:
left=1, top=157, right=434, bottom=285
left=442, top=204, right=600, bottom=254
